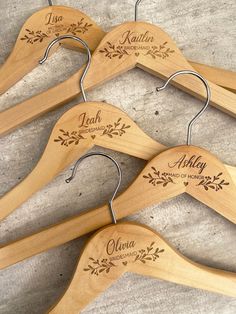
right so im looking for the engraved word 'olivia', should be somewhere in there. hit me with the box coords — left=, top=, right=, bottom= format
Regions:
left=45, top=13, right=63, bottom=26
left=168, top=154, right=207, bottom=174
left=78, top=110, right=102, bottom=128
left=119, top=30, right=154, bottom=45
left=106, top=237, right=136, bottom=256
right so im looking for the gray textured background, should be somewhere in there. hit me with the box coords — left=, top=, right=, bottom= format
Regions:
left=0, top=0, right=236, bottom=313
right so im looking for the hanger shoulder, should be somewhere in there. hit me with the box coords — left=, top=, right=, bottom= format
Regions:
left=1, top=144, right=236, bottom=269
left=189, top=61, right=236, bottom=93
left=0, top=101, right=163, bottom=221
left=48, top=222, right=236, bottom=313
left=1, top=102, right=236, bottom=222
left=0, top=5, right=105, bottom=95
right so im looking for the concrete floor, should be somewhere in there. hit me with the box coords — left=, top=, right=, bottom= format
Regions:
left=0, top=0, right=236, bottom=313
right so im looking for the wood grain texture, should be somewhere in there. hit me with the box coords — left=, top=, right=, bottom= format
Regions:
left=47, top=223, right=236, bottom=313
left=0, top=1, right=235, bottom=314
left=0, top=102, right=235, bottom=222
left=1, top=21, right=236, bottom=136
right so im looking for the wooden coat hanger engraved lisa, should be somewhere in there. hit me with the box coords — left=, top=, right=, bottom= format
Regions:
left=46, top=152, right=236, bottom=314
left=0, top=0, right=234, bottom=96
left=0, top=36, right=235, bottom=223
left=1, top=0, right=236, bottom=136
left=0, top=0, right=105, bottom=95
left=0, top=70, right=235, bottom=271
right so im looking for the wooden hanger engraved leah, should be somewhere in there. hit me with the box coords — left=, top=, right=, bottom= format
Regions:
left=0, top=1, right=236, bottom=136
left=46, top=153, right=236, bottom=313
left=0, top=70, right=235, bottom=271
left=0, top=38, right=235, bottom=222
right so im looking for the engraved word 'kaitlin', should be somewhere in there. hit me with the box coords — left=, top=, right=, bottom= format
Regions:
left=45, top=13, right=63, bottom=26
left=78, top=110, right=102, bottom=128
left=168, top=154, right=207, bottom=174
left=106, top=237, right=136, bottom=255
left=119, top=30, right=154, bottom=45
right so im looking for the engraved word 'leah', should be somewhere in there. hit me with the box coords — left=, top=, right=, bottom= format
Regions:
left=119, top=30, right=154, bottom=45
left=45, top=13, right=63, bottom=26
left=168, top=154, right=207, bottom=174
left=78, top=110, right=102, bottom=128
left=106, top=237, right=136, bottom=255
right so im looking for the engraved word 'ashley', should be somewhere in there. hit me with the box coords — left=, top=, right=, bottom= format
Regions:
left=45, top=13, right=63, bottom=26
left=106, top=237, right=136, bottom=255
left=168, top=154, right=207, bottom=174
left=78, top=110, right=102, bottom=128
left=119, top=30, right=154, bottom=45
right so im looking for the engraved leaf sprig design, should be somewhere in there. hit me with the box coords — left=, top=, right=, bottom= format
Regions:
left=67, top=18, right=93, bottom=35
left=145, top=42, right=174, bottom=59
left=197, top=173, right=229, bottom=191
left=54, top=129, right=85, bottom=146
left=20, top=29, right=49, bottom=44
left=99, top=42, right=130, bottom=59
left=143, top=167, right=175, bottom=187
left=101, top=118, right=131, bottom=138
left=84, top=258, right=116, bottom=276
left=134, top=242, right=164, bottom=263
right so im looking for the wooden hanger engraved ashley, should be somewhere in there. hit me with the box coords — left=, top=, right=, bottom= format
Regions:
left=1, top=37, right=235, bottom=223
left=46, top=152, right=236, bottom=313
left=1, top=0, right=236, bottom=136
left=0, top=69, right=235, bottom=270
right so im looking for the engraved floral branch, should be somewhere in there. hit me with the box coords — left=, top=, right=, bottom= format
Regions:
left=143, top=167, right=175, bottom=187
left=20, top=29, right=49, bottom=44
left=145, top=42, right=175, bottom=59
left=134, top=242, right=164, bottom=263
left=197, top=173, right=229, bottom=191
left=67, top=18, right=93, bottom=35
left=54, top=129, right=85, bottom=146
left=99, top=42, right=130, bottom=59
left=101, top=118, right=131, bottom=138
left=84, top=258, right=116, bottom=276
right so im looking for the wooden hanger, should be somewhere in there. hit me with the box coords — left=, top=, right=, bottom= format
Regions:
left=46, top=152, right=236, bottom=313
left=1, top=1, right=236, bottom=136
left=48, top=223, right=236, bottom=313
left=0, top=71, right=235, bottom=271
left=0, top=1, right=105, bottom=95
left=0, top=47, right=235, bottom=221
left=0, top=0, right=234, bottom=96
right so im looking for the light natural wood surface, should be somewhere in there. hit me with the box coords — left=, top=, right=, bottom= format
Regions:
left=1, top=21, right=236, bottom=136
left=0, top=4, right=234, bottom=97
left=0, top=1, right=235, bottom=314
left=48, top=223, right=236, bottom=313
left=0, top=5, right=105, bottom=95
left=1, top=144, right=236, bottom=270
left=1, top=102, right=235, bottom=222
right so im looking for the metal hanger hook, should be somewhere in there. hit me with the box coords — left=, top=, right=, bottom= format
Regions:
left=65, top=152, right=122, bottom=224
left=39, top=35, right=92, bottom=102
left=48, top=0, right=53, bottom=6
left=135, top=0, right=143, bottom=21
left=156, top=70, right=211, bottom=145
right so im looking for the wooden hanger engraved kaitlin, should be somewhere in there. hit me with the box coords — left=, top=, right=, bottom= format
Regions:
left=0, top=71, right=235, bottom=271
left=1, top=0, right=236, bottom=136
left=0, top=38, right=235, bottom=222
left=0, top=0, right=234, bottom=97
left=47, top=153, right=236, bottom=313
left=0, top=1, right=105, bottom=95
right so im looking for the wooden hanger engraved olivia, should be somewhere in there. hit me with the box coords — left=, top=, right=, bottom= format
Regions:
left=0, top=43, right=235, bottom=223
left=1, top=1, right=236, bottom=136
left=0, top=71, right=235, bottom=271
left=46, top=153, right=236, bottom=313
